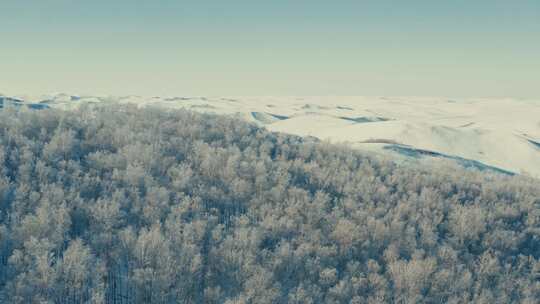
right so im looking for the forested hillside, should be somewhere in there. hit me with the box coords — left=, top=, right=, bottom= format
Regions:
left=0, top=105, right=539, bottom=303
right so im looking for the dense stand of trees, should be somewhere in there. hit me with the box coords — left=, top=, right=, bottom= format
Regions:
left=0, top=104, right=539, bottom=303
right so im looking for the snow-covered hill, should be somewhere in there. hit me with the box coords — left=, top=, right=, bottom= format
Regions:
left=3, top=93, right=539, bottom=177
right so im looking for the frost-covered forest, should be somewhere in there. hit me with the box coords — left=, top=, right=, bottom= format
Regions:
left=0, top=105, right=539, bottom=304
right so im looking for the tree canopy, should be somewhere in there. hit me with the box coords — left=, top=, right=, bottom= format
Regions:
left=0, top=105, right=539, bottom=303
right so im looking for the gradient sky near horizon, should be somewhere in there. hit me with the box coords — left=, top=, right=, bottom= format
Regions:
left=1, top=0, right=539, bottom=97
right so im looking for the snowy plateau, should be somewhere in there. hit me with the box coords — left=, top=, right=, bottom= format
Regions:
left=2, top=94, right=539, bottom=178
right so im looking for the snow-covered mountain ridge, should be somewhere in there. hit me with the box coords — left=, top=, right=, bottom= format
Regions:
left=2, top=93, right=539, bottom=177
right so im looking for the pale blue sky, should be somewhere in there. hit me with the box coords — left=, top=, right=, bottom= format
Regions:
left=1, top=0, right=539, bottom=97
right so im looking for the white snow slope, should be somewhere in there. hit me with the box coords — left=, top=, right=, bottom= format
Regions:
left=3, top=94, right=540, bottom=177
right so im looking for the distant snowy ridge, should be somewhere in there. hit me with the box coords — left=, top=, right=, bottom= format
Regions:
left=3, top=93, right=540, bottom=177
